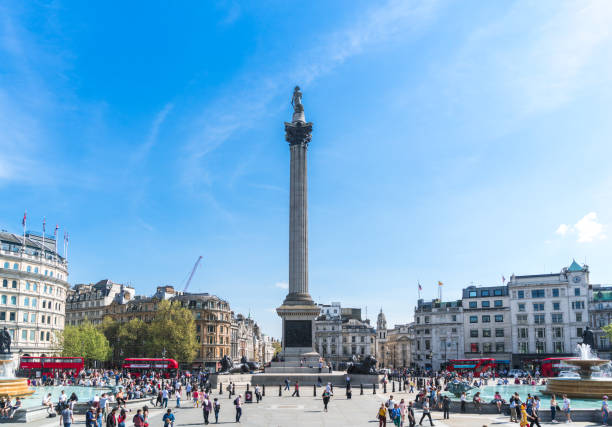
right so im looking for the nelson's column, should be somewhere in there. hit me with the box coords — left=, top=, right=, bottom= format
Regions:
left=275, top=86, right=321, bottom=365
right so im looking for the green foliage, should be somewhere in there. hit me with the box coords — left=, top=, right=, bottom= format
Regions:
left=59, top=322, right=111, bottom=363
left=146, top=300, right=198, bottom=363
left=603, top=323, right=612, bottom=341
left=272, top=341, right=282, bottom=355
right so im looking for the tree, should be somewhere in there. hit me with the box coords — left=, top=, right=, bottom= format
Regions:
left=117, top=318, right=149, bottom=358
left=59, top=322, right=111, bottom=365
left=146, top=300, right=198, bottom=362
left=272, top=341, right=282, bottom=356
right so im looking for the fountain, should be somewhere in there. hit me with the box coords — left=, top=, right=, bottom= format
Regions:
left=544, top=343, right=612, bottom=399
left=0, top=328, right=33, bottom=398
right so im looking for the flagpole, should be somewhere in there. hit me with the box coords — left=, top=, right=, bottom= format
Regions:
left=22, top=211, right=27, bottom=254
left=42, top=217, right=46, bottom=260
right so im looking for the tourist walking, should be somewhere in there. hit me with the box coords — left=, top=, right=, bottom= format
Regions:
left=132, top=410, right=145, bottom=427
left=460, top=392, right=466, bottom=413
left=407, top=401, right=416, bottom=427
left=202, top=394, right=212, bottom=425
left=548, top=395, right=557, bottom=423
left=322, top=389, right=331, bottom=412
left=213, top=398, right=220, bottom=424
left=106, top=408, right=117, bottom=427
left=162, top=389, right=169, bottom=408
left=96, top=408, right=103, bottom=427
left=442, top=395, right=450, bottom=420
left=390, top=403, right=401, bottom=427
left=162, top=409, right=175, bottom=427
left=562, top=394, right=571, bottom=423
left=284, top=378, right=290, bottom=391
left=527, top=397, right=542, bottom=427
left=254, top=385, right=262, bottom=403
left=292, top=381, right=300, bottom=397
left=603, top=395, right=609, bottom=426
left=399, top=398, right=407, bottom=426
left=60, top=404, right=74, bottom=427
left=86, top=407, right=96, bottom=427
left=377, top=403, right=388, bottom=427
left=234, top=394, right=242, bottom=423
left=386, top=395, right=395, bottom=421
left=473, top=391, right=482, bottom=413
left=418, top=398, right=434, bottom=426
left=519, top=403, right=528, bottom=427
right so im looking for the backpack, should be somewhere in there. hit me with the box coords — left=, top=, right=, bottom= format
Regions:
left=233, top=398, right=238, bottom=406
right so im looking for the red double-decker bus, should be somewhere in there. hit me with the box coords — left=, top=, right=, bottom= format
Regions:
left=540, top=357, right=577, bottom=377
left=122, top=358, right=179, bottom=378
left=447, top=358, right=496, bottom=377
left=19, top=356, right=84, bottom=375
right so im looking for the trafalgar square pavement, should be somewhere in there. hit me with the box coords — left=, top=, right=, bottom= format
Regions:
left=20, top=388, right=604, bottom=427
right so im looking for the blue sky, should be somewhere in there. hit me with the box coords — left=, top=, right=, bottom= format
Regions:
left=1, top=0, right=612, bottom=338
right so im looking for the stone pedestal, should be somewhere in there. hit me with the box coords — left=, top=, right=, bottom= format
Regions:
left=276, top=303, right=320, bottom=363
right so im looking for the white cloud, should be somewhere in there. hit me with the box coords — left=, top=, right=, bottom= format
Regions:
left=555, top=224, right=570, bottom=236
left=575, top=212, right=606, bottom=243
left=555, top=212, right=606, bottom=243
left=275, top=282, right=288, bottom=290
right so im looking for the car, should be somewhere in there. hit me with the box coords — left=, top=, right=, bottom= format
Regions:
left=508, top=369, right=526, bottom=377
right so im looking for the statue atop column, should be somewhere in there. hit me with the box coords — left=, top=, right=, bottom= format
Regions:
left=291, top=86, right=303, bottom=113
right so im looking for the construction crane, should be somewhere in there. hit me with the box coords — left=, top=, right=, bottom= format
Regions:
left=183, top=256, right=203, bottom=292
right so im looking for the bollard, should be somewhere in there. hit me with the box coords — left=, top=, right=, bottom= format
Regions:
left=232, top=383, right=235, bottom=396
left=262, top=384, right=266, bottom=397
left=313, top=385, right=316, bottom=396
left=373, top=383, right=376, bottom=394
left=219, top=382, right=223, bottom=395
left=247, top=384, right=250, bottom=391
left=360, top=384, right=363, bottom=395
left=392, top=381, right=395, bottom=393
left=279, top=384, right=282, bottom=397
left=384, top=382, right=387, bottom=394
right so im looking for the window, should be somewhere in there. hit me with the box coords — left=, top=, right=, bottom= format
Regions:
left=469, top=302, right=477, bottom=309
left=483, top=343, right=492, bottom=352
left=496, top=343, right=505, bottom=352
left=469, top=291, right=477, bottom=298
left=576, top=312, right=582, bottom=322
left=25, top=282, right=30, bottom=290
left=516, top=314, right=528, bottom=323
left=10, top=296, right=16, bottom=305
left=495, top=328, right=504, bottom=337
left=469, top=316, right=478, bottom=323
left=482, top=329, right=491, bottom=337
left=536, top=328, right=545, bottom=338
left=0, top=312, right=4, bottom=320
left=424, top=316, right=430, bottom=324
left=494, top=300, right=503, bottom=307
left=553, top=302, right=560, bottom=311
left=534, top=314, right=545, bottom=324
left=531, top=289, right=545, bottom=298
left=552, top=314, right=563, bottom=323
left=23, top=297, right=29, bottom=306
left=9, top=312, right=15, bottom=321
left=470, top=330, right=478, bottom=338
left=21, top=330, right=27, bottom=340
left=481, top=290, right=490, bottom=297
left=518, top=303, right=525, bottom=312
left=533, top=303, right=544, bottom=311
left=11, top=281, right=17, bottom=289
left=494, top=289, right=503, bottom=296
left=495, top=315, right=503, bottom=322
left=482, top=301, right=490, bottom=308
left=22, top=313, right=27, bottom=322
left=2, top=262, right=7, bottom=268
left=574, top=288, right=580, bottom=296
left=519, top=342, right=528, bottom=354
left=554, top=341, right=564, bottom=353
left=482, top=315, right=491, bottom=323
left=452, top=315, right=457, bottom=321
left=32, top=298, right=37, bottom=307
left=33, top=283, right=37, bottom=291
left=425, top=340, right=430, bottom=350
left=13, top=263, right=18, bottom=270
left=518, top=290, right=524, bottom=299
left=0, top=296, right=5, bottom=304
left=26, top=266, right=31, bottom=272
left=577, top=328, right=583, bottom=337
left=470, top=343, right=479, bottom=352
left=536, top=341, right=546, bottom=354
left=1, top=280, right=5, bottom=288
left=571, top=301, right=585, bottom=310
left=30, top=313, right=35, bottom=322
left=46, top=332, right=50, bottom=341
left=552, top=288, right=559, bottom=297
left=30, top=330, right=35, bottom=341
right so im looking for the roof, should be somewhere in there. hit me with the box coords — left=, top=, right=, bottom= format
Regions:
left=568, top=260, right=584, bottom=272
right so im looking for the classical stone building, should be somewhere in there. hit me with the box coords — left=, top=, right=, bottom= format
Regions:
left=412, top=298, right=463, bottom=370
left=376, top=309, right=387, bottom=365
left=107, top=285, right=232, bottom=370
left=588, top=284, right=612, bottom=359
left=379, top=323, right=414, bottom=369
left=508, top=261, right=589, bottom=367
left=314, top=303, right=376, bottom=368
left=66, top=280, right=135, bottom=326
left=0, top=231, right=69, bottom=357
left=462, top=285, right=512, bottom=367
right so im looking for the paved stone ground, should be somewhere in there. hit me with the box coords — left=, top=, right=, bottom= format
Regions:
left=22, top=389, right=607, bottom=427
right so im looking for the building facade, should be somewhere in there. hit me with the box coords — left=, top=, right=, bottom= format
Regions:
left=462, top=285, right=512, bottom=366
left=588, top=284, right=612, bottom=359
left=380, top=323, right=414, bottom=369
left=412, top=299, right=463, bottom=370
left=508, top=260, right=589, bottom=367
left=0, top=231, right=69, bottom=358
left=66, top=280, right=135, bottom=326
left=315, top=302, right=376, bottom=368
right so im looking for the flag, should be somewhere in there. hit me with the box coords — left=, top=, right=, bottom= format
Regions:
left=418, top=283, right=422, bottom=291
left=502, top=275, right=506, bottom=284
left=54, top=224, right=59, bottom=237
left=22, top=211, right=27, bottom=228
left=438, top=281, right=443, bottom=286
left=43, top=217, right=46, bottom=233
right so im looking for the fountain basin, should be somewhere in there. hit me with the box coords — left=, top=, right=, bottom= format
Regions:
left=544, top=357, right=612, bottom=399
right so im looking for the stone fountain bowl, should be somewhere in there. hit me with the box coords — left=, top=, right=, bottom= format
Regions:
left=544, top=358, right=612, bottom=399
